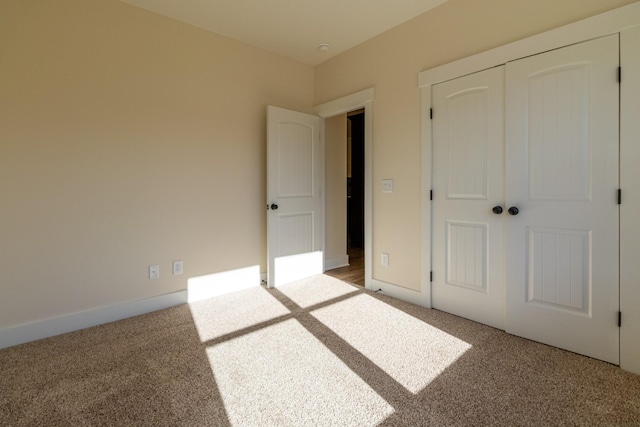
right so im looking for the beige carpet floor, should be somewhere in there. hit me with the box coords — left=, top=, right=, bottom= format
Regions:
left=1, top=275, right=640, bottom=426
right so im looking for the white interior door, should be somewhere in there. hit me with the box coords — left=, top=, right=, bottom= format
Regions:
left=267, top=106, right=323, bottom=287
left=505, top=35, right=620, bottom=364
left=432, top=66, right=506, bottom=329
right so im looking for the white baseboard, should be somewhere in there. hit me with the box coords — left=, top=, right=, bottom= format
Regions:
left=0, top=265, right=269, bottom=350
left=371, top=278, right=430, bottom=308
left=325, top=254, right=350, bottom=271
left=0, top=290, right=187, bottom=350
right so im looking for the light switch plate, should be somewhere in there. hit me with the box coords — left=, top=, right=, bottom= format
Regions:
left=382, top=179, right=393, bottom=193
left=173, top=260, right=184, bottom=275
left=381, top=253, right=389, bottom=267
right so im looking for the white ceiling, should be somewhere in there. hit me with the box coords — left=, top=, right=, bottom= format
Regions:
left=121, top=0, right=449, bottom=65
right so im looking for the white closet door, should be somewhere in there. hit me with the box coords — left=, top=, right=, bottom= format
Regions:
left=432, top=66, right=506, bottom=329
left=505, top=35, right=619, bottom=364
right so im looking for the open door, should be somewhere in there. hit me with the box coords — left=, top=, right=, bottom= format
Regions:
left=267, top=106, right=324, bottom=287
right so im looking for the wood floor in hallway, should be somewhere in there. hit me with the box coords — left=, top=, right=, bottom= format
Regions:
left=325, top=247, right=364, bottom=287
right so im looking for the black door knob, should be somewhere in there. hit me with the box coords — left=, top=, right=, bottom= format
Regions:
left=508, top=206, right=519, bottom=216
left=270, top=203, right=278, bottom=210
left=492, top=206, right=503, bottom=214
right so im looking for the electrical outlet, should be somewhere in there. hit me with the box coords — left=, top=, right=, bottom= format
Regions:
left=173, top=260, right=184, bottom=275
left=381, top=253, right=389, bottom=267
left=149, top=264, right=160, bottom=279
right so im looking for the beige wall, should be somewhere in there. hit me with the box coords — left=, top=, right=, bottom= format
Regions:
left=2, top=0, right=636, bottom=329
left=0, top=0, right=313, bottom=327
left=314, top=0, right=637, bottom=290
left=324, top=115, right=348, bottom=264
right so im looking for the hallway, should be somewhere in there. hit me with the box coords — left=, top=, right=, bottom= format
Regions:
left=325, top=247, right=364, bottom=287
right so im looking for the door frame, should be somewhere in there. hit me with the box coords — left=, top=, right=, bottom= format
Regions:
left=315, top=88, right=374, bottom=290
left=418, top=2, right=640, bottom=373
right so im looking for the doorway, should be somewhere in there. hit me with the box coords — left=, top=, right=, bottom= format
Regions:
left=314, top=87, right=374, bottom=291
left=325, top=110, right=365, bottom=286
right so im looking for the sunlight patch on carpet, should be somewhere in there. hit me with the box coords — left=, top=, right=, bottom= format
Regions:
left=311, top=293, right=472, bottom=394
left=206, top=319, right=394, bottom=426
left=189, top=286, right=290, bottom=342
left=277, top=274, right=360, bottom=308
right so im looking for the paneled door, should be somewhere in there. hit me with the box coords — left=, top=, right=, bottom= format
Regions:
left=267, top=106, right=323, bottom=287
left=432, top=66, right=506, bottom=329
left=505, top=35, right=620, bottom=364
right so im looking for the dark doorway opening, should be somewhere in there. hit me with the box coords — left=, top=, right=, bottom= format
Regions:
left=347, top=112, right=365, bottom=250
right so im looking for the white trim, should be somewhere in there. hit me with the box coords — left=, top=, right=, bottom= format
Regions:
left=419, top=2, right=640, bottom=373
left=620, top=25, right=640, bottom=375
left=0, top=290, right=187, bottom=350
left=418, top=2, right=640, bottom=87
left=320, top=117, right=327, bottom=275
left=421, top=84, right=433, bottom=309
left=314, top=88, right=374, bottom=291
left=325, top=254, right=350, bottom=271
left=314, top=88, right=375, bottom=118
left=363, top=105, right=373, bottom=289
left=371, top=279, right=428, bottom=308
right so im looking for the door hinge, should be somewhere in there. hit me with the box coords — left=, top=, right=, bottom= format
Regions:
left=618, top=311, right=622, bottom=327
left=618, top=189, right=622, bottom=205
left=618, top=66, right=621, bottom=83
left=430, top=108, right=433, bottom=120
left=430, top=271, right=433, bottom=282
left=430, top=190, right=433, bottom=200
